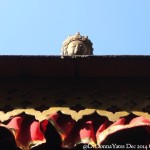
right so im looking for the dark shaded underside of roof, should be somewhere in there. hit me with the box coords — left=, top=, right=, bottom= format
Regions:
left=0, top=55, right=150, bottom=78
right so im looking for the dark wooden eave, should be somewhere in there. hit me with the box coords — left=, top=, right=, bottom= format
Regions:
left=0, top=55, right=150, bottom=78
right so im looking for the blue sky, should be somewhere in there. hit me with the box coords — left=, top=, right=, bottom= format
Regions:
left=0, top=0, right=150, bottom=55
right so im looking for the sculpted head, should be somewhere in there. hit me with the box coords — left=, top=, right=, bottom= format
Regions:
left=61, top=32, right=93, bottom=56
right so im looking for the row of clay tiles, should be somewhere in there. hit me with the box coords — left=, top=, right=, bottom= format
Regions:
left=0, top=112, right=150, bottom=150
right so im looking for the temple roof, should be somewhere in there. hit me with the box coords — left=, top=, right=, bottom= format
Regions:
left=0, top=55, right=150, bottom=149
left=0, top=55, right=150, bottom=78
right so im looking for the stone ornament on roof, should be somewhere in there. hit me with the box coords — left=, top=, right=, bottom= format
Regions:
left=61, top=32, right=93, bottom=56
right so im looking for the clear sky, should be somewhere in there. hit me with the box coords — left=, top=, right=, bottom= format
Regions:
left=0, top=0, right=150, bottom=55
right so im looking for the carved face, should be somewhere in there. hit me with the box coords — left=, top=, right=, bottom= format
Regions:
left=67, top=40, right=88, bottom=55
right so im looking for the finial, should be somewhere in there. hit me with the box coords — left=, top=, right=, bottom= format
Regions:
left=61, top=32, right=93, bottom=56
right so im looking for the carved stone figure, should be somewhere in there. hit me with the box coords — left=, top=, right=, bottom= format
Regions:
left=61, top=32, right=93, bottom=56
